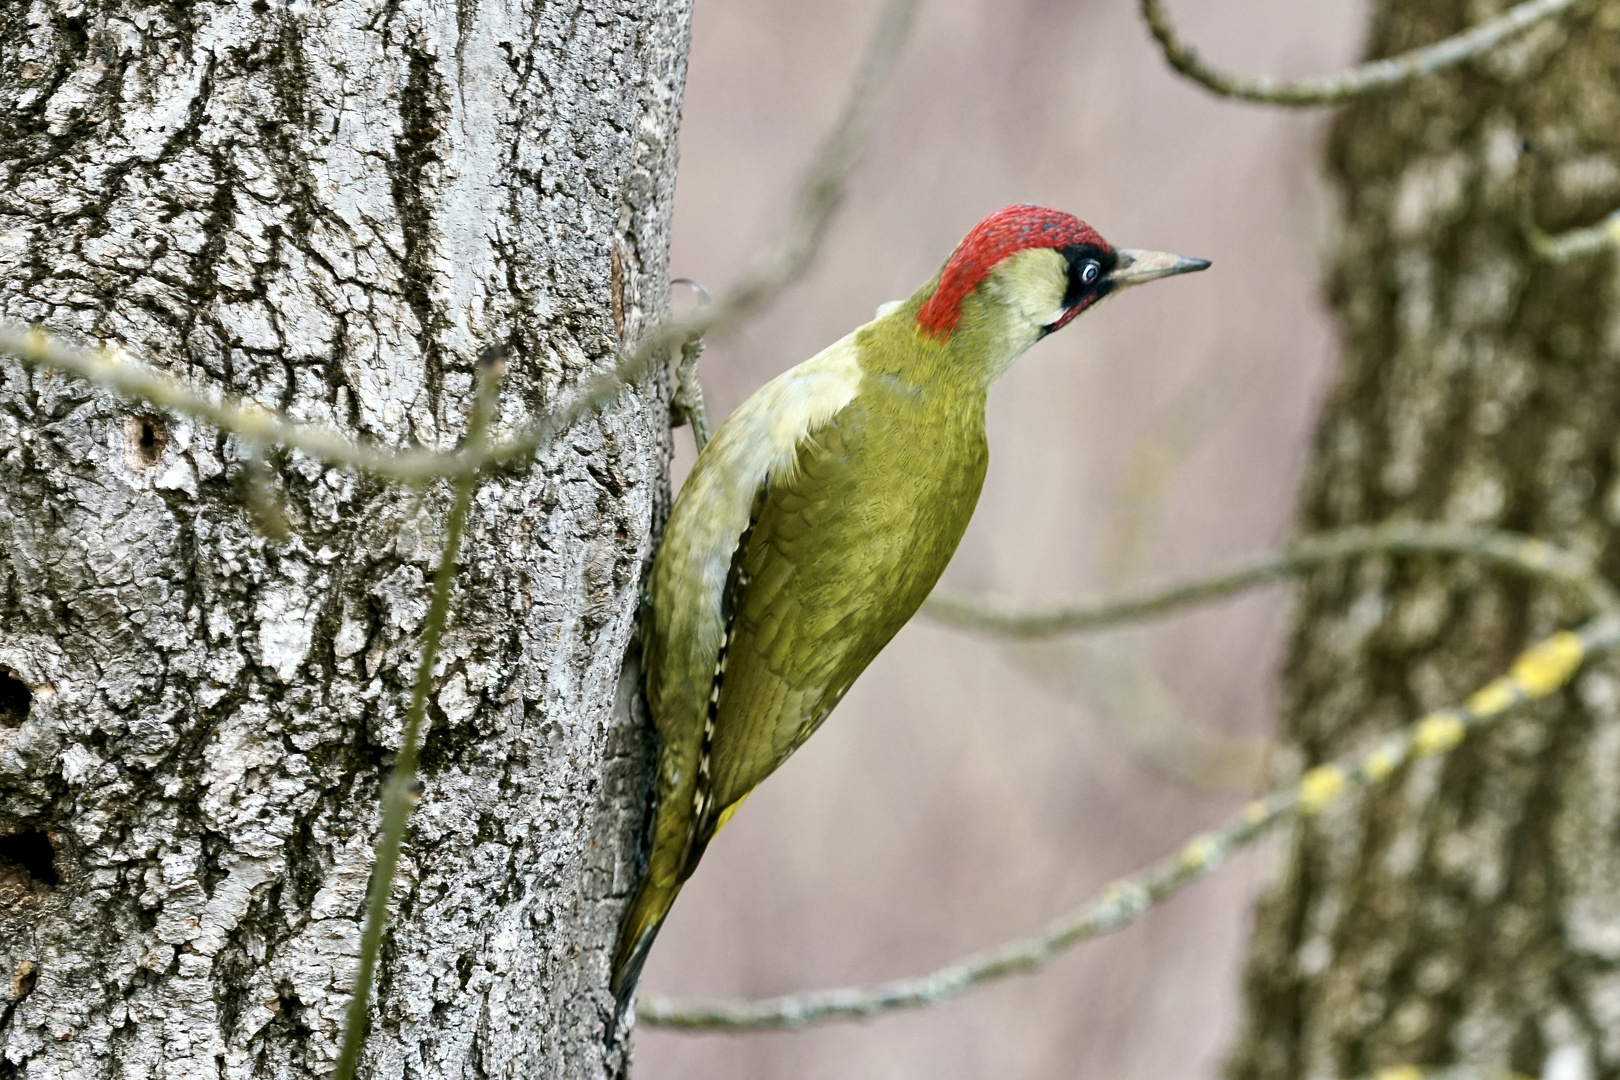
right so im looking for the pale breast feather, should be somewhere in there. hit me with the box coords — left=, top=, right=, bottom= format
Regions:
left=648, top=329, right=865, bottom=735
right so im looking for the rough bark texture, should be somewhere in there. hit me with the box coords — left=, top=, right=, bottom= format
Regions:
left=1227, top=4, right=1620, bottom=1080
left=0, top=0, right=689, bottom=1075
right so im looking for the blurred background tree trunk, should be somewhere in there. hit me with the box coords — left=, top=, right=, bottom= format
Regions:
left=0, top=0, right=688, bottom=1076
left=1228, top=3, right=1620, bottom=1079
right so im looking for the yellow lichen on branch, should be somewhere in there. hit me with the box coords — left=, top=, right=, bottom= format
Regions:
left=638, top=615, right=1620, bottom=1031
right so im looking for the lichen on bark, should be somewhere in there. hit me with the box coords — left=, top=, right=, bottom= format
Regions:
left=0, top=0, right=690, bottom=1075
left=1227, top=3, right=1620, bottom=1080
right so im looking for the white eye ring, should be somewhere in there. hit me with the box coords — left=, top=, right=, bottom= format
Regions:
left=1081, top=260, right=1101, bottom=284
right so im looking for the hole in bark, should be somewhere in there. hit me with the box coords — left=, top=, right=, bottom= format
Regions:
left=0, top=670, right=28, bottom=728
left=125, top=414, right=168, bottom=468
left=0, top=828, right=57, bottom=887
left=11, top=958, right=38, bottom=1001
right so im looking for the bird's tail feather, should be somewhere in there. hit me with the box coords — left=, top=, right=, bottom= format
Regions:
left=608, top=874, right=680, bottom=1035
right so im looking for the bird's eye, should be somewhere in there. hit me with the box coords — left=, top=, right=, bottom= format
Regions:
left=1080, top=260, right=1101, bottom=285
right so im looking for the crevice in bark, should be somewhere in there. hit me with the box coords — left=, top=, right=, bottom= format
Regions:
left=0, top=672, right=28, bottom=729
left=0, top=827, right=55, bottom=888
left=390, top=41, right=449, bottom=425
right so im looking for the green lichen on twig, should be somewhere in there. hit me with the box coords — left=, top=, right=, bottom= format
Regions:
left=1528, top=209, right=1620, bottom=263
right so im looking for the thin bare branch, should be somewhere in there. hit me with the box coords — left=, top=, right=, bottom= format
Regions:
left=333, top=357, right=503, bottom=1078
left=1530, top=209, right=1620, bottom=263
left=1036, top=359, right=1269, bottom=793
left=1141, top=0, right=1587, bottom=107
left=638, top=615, right=1620, bottom=1030
left=0, top=0, right=915, bottom=480
left=425, top=0, right=919, bottom=465
left=684, top=0, right=919, bottom=337
left=924, top=523, right=1620, bottom=638
left=460, top=0, right=918, bottom=465
left=0, top=323, right=434, bottom=477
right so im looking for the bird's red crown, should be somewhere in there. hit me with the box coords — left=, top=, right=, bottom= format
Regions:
left=916, top=205, right=1109, bottom=339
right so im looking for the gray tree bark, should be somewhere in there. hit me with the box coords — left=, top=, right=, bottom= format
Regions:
left=0, top=0, right=689, bottom=1075
left=1228, top=3, right=1620, bottom=1080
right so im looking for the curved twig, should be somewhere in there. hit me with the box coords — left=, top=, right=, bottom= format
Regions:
left=415, top=0, right=921, bottom=470
left=0, top=0, right=918, bottom=480
left=677, top=0, right=917, bottom=338
left=1141, top=0, right=1588, bottom=107
left=635, top=0, right=918, bottom=455
left=1530, top=209, right=1620, bottom=263
left=638, top=615, right=1620, bottom=1030
left=923, top=523, right=1620, bottom=638
left=0, top=316, right=703, bottom=482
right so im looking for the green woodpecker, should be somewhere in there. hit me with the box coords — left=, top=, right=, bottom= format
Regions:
left=611, top=204, right=1208, bottom=1009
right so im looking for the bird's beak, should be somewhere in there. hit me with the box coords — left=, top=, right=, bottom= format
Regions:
left=1109, top=249, right=1212, bottom=290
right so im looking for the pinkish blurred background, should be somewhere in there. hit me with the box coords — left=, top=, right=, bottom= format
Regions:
left=638, top=0, right=1360, bottom=1076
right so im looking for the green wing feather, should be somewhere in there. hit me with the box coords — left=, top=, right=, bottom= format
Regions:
left=710, top=401, right=934, bottom=813
left=612, top=370, right=988, bottom=1010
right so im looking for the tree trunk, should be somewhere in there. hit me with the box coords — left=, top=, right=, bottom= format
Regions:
left=1227, top=4, right=1620, bottom=1080
left=0, top=0, right=688, bottom=1074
